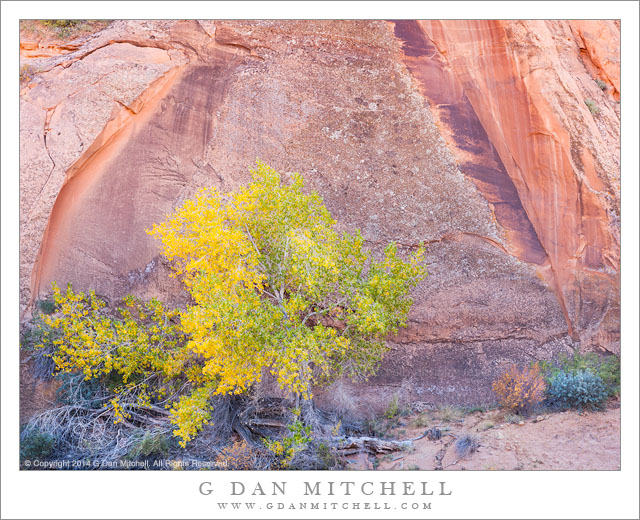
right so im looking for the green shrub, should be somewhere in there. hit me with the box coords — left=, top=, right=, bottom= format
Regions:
left=126, top=431, right=169, bottom=460
left=263, top=415, right=312, bottom=468
left=315, top=442, right=342, bottom=470
left=37, top=298, right=56, bottom=315
left=40, top=20, right=87, bottom=38
left=20, top=315, right=61, bottom=380
left=539, top=352, right=619, bottom=397
left=21, top=429, right=56, bottom=461
left=21, top=299, right=61, bottom=352
left=383, top=395, right=399, bottom=419
left=584, top=98, right=600, bottom=115
left=595, top=79, right=607, bottom=90
left=20, top=317, right=47, bottom=352
left=55, top=371, right=104, bottom=408
left=547, top=370, right=607, bottom=410
left=465, top=405, right=488, bottom=414
left=596, top=356, right=621, bottom=397
left=41, top=20, right=81, bottom=28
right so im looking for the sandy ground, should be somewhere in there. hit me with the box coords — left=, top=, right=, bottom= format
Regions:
left=347, top=405, right=620, bottom=471
left=20, top=351, right=620, bottom=471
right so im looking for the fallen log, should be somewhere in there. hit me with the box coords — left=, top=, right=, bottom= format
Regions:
left=333, top=436, right=414, bottom=455
left=332, top=428, right=452, bottom=456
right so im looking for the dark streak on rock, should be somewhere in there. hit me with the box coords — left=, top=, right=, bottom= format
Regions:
left=392, top=20, right=548, bottom=266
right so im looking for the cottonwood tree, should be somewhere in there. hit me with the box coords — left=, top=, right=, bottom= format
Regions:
left=34, top=163, right=425, bottom=448
left=148, top=162, right=426, bottom=443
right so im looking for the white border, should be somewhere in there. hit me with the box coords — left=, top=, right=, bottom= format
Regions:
left=2, top=2, right=638, bottom=519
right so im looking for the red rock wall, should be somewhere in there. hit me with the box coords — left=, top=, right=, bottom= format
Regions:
left=397, top=20, right=620, bottom=351
left=19, top=20, right=620, bottom=412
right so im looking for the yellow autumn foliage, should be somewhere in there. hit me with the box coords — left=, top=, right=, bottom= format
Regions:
left=36, top=162, right=426, bottom=447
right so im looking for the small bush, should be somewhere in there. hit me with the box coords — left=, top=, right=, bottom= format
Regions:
left=216, top=441, right=256, bottom=470
left=492, top=363, right=546, bottom=414
left=383, top=395, right=399, bottom=419
left=41, top=20, right=82, bottom=28
left=37, top=298, right=56, bottom=315
left=284, top=440, right=346, bottom=471
left=598, top=356, right=621, bottom=397
left=504, top=413, right=524, bottom=424
left=21, top=428, right=56, bottom=461
left=539, top=352, right=620, bottom=398
left=20, top=317, right=59, bottom=380
left=454, top=434, right=479, bottom=458
left=315, top=442, right=343, bottom=470
left=20, top=64, right=36, bottom=85
left=20, top=318, right=46, bottom=352
left=595, top=79, right=607, bottom=90
left=584, top=98, right=600, bottom=115
left=126, top=431, right=169, bottom=460
left=477, top=420, right=495, bottom=432
left=55, top=371, right=104, bottom=408
left=41, top=20, right=84, bottom=38
left=425, top=427, right=442, bottom=440
left=547, top=370, right=607, bottom=410
left=263, top=416, right=312, bottom=468
left=437, top=405, right=463, bottom=423
left=409, top=414, right=429, bottom=428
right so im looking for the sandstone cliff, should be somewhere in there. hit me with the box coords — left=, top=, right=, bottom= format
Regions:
left=19, top=20, right=619, bottom=411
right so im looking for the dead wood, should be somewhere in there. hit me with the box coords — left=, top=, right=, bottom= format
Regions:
left=333, top=436, right=413, bottom=455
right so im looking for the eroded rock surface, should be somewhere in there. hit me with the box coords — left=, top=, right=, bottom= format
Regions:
left=20, top=20, right=619, bottom=410
left=396, top=20, right=620, bottom=354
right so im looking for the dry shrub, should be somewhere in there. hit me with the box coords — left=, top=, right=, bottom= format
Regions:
left=21, top=405, right=166, bottom=464
left=437, top=405, right=463, bottom=423
left=409, top=414, right=429, bottom=428
left=492, top=363, right=546, bottom=414
left=454, top=433, right=479, bottom=458
left=216, top=441, right=260, bottom=470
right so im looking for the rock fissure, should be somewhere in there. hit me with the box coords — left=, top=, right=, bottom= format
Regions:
left=392, top=331, right=571, bottom=346
left=38, top=108, right=58, bottom=201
